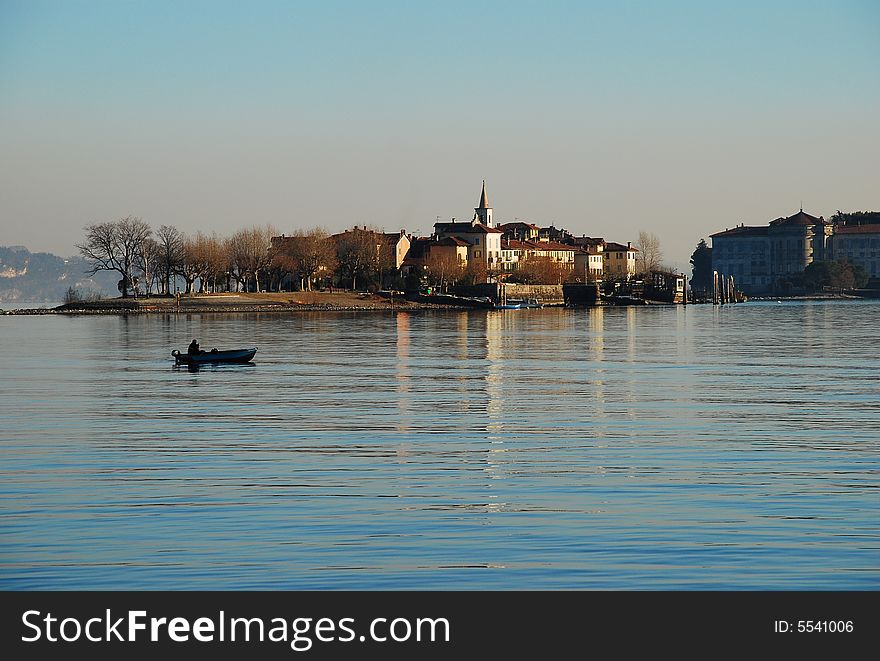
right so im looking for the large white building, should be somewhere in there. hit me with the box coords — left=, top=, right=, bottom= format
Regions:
left=710, top=209, right=833, bottom=294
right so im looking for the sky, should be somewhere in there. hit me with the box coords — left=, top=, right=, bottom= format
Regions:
left=1, top=0, right=878, bottom=269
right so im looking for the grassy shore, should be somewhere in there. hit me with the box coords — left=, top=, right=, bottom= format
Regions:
left=4, top=291, right=451, bottom=314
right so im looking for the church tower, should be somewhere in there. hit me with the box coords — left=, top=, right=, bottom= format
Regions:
left=473, top=180, right=493, bottom=227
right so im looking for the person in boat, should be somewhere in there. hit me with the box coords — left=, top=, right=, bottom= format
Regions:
left=187, top=339, right=201, bottom=355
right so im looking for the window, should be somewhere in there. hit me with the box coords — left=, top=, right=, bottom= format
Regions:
left=475, top=237, right=480, bottom=245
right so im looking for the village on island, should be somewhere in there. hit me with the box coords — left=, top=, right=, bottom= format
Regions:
left=5, top=181, right=879, bottom=314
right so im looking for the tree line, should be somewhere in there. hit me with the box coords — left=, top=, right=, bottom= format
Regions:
left=76, top=218, right=406, bottom=297
left=77, top=217, right=675, bottom=298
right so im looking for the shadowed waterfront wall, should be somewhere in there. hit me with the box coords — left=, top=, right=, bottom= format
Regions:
left=451, top=284, right=566, bottom=304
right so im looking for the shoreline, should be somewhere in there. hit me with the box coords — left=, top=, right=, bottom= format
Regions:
left=1, top=291, right=466, bottom=315
left=3, top=290, right=878, bottom=315
left=2, top=304, right=462, bottom=315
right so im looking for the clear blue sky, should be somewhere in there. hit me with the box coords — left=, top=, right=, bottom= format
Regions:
left=1, top=0, right=878, bottom=268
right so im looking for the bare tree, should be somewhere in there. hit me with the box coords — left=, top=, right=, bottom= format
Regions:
left=425, top=253, right=464, bottom=292
left=227, top=226, right=274, bottom=292
left=137, top=236, right=161, bottom=296
left=635, top=231, right=663, bottom=274
left=156, top=225, right=185, bottom=295
left=77, top=216, right=152, bottom=297
left=179, top=233, right=210, bottom=294
left=377, top=235, right=400, bottom=290
left=510, top=256, right=569, bottom=284
left=335, top=229, right=379, bottom=290
left=460, top=259, right=488, bottom=286
left=272, top=228, right=337, bottom=291
left=203, top=234, right=231, bottom=293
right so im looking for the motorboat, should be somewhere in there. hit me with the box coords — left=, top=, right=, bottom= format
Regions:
left=172, top=347, right=257, bottom=365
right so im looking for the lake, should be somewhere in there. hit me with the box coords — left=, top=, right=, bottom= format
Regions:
left=1, top=301, right=878, bottom=589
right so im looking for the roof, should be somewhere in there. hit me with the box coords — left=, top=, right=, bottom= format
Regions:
left=769, top=210, right=827, bottom=227
left=538, top=241, right=577, bottom=252
left=502, top=239, right=576, bottom=252
left=604, top=242, right=639, bottom=252
left=405, top=236, right=434, bottom=258
left=834, top=224, right=880, bottom=234
left=435, top=236, right=471, bottom=247
left=329, top=227, right=382, bottom=241
left=477, top=180, right=490, bottom=208
left=567, top=235, right=605, bottom=246
left=498, top=221, right=540, bottom=231
left=434, top=221, right=503, bottom=234
left=380, top=232, right=408, bottom=245
left=710, top=225, right=769, bottom=238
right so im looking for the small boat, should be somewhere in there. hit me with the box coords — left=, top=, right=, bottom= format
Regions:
left=493, top=288, right=521, bottom=310
left=507, top=297, right=543, bottom=308
left=172, top=347, right=257, bottom=365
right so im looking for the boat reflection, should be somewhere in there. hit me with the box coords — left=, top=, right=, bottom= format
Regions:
left=174, top=361, right=256, bottom=373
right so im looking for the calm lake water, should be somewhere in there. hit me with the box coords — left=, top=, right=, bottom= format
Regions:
left=1, top=301, right=878, bottom=589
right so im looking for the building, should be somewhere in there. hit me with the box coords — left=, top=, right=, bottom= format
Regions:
left=379, top=230, right=411, bottom=270
left=328, top=227, right=412, bottom=272
left=499, top=240, right=576, bottom=273
left=425, top=237, right=469, bottom=269
left=567, top=237, right=605, bottom=281
left=710, top=209, right=832, bottom=294
left=603, top=241, right=638, bottom=279
left=831, top=224, right=880, bottom=279
left=498, top=221, right=540, bottom=242
left=708, top=225, right=769, bottom=293
left=433, top=181, right=504, bottom=277
left=573, top=248, right=604, bottom=281
left=537, top=225, right=574, bottom=243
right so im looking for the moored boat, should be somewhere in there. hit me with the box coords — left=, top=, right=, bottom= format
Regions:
left=506, top=297, right=543, bottom=308
left=172, top=347, right=257, bottom=365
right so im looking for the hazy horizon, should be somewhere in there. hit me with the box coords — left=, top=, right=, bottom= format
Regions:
left=1, top=0, right=878, bottom=270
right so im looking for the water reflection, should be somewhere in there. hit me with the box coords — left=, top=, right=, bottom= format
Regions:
left=395, top=312, right=411, bottom=434
left=1, top=303, right=878, bottom=590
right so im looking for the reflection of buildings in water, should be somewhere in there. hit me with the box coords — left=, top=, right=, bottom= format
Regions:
left=450, top=311, right=486, bottom=414
left=625, top=306, right=636, bottom=361
left=456, top=312, right=469, bottom=361
left=484, top=311, right=503, bottom=426
left=621, top=306, right=638, bottom=405
left=675, top=305, right=689, bottom=359
left=586, top=306, right=606, bottom=412
left=587, top=307, right=604, bottom=363
left=482, top=311, right=510, bottom=494
left=453, top=312, right=477, bottom=414
left=395, top=312, right=411, bottom=434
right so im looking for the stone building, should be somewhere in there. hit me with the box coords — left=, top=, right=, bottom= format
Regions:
left=831, top=224, right=880, bottom=279
left=710, top=209, right=832, bottom=294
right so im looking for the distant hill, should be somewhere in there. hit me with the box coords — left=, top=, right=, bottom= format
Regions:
left=0, top=246, right=118, bottom=308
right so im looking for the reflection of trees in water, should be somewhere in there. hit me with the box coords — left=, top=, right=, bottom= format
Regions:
left=395, top=312, right=411, bottom=435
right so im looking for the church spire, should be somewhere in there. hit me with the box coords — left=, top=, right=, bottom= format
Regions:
left=478, top=180, right=489, bottom=209
left=473, top=180, right=493, bottom=227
